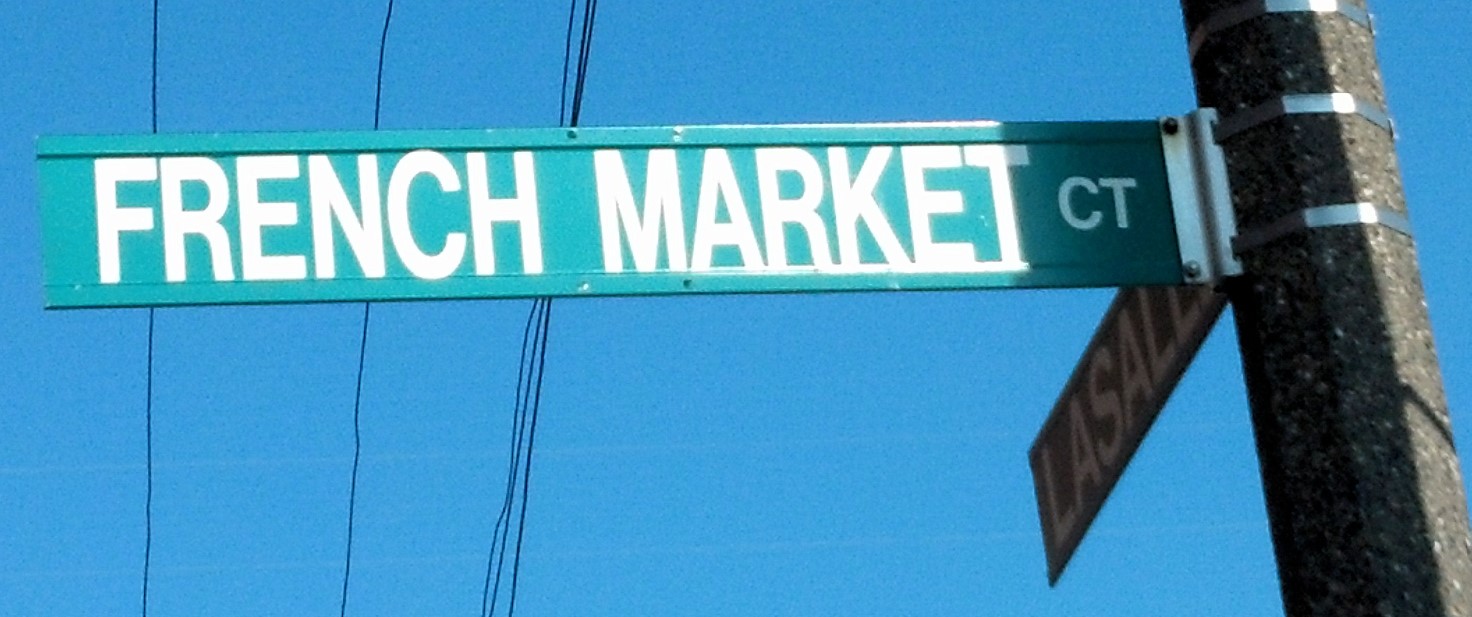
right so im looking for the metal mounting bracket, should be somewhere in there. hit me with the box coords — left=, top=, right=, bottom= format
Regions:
left=1163, top=109, right=1241, bottom=284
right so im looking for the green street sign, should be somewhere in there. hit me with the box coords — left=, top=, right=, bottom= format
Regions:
left=38, top=121, right=1192, bottom=308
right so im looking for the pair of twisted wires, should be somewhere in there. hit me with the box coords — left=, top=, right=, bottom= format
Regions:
left=558, top=0, right=600, bottom=127
left=480, top=2, right=599, bottom=615
left=480, top=299, right=553, bottom=617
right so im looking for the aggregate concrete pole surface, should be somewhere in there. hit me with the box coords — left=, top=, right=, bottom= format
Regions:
left=1179, top=1, right=1472, bottom=615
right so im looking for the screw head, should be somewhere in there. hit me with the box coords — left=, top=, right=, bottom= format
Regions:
left=1161, top=117, right=1181, bottom=135
left=1183, top=261, right=1203, bottom=279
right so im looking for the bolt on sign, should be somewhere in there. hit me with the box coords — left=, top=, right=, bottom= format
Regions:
left=37, top=121, right=1192, bottom=308
left=1029, top=285, right=1226, bottom=584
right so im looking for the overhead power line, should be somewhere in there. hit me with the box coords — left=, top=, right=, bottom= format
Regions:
left=142, top=0, right=159, bottom=615
left=373, top=0, right=395, bottom=131
left=483, top=3, right=598, bottom=615
left=481, top=299, right=551, bottom=617
left=338, top=302, right=372, bottom=617
left=339, top=2, right=395, bottom=616
left=561, top=0, right=600, bottom=127
left=569, top=0, right=599, bottom=126
left=506, top=299, right=553, bottom=617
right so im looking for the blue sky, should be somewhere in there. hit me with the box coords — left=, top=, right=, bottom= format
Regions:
left=2, top=2, right=1469, bottom=615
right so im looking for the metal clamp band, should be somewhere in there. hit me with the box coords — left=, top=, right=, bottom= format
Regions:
left=1214, top=93, right=1392, bottom=143
left=1231, top=203, right=1411, bottom=254
left=1188, top=0, right=1373, bottom=59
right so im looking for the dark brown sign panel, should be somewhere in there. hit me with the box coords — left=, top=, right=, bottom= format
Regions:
left=1029, top=285, right=1226, bottom=584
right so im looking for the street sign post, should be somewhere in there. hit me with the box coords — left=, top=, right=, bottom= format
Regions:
left=1181, top=1, right=1472, bottom=613
left=1029, top=285, right=1225, bottom=584
left=38, top=121, right=1191, bottom=308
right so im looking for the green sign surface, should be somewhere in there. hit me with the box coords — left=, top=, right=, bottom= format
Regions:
left=38, top=121, right=1183, bottom=308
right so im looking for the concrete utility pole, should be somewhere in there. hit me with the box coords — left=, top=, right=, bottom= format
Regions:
left=1179, top=1, right=1472, bottom=614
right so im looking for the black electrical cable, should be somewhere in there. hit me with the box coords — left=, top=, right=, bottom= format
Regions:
left=150, top=0, right=158, bottom=134
left=557, top=3, right=578, bottom=127
left=142, top=1, right=159, bottom=615
left=481, top=300, right=546, bottom=617
left=340, top=2, right=394, bottom=616
left=484, top=300, right=551, bottom=617
left=559, top=0, right=598, bottom=127
left=338, top=303, right=371, bottom=617
left=505, top=300, right=552, bottom=617
left=503, top=4, right=599, bottom=614
left=142, top=309, right=154, bottom=617
left=373, top=0, right=395, bottom=131
left=484, top=3, right=596, bottom=613
left=569, top=0, right=598, bottom=127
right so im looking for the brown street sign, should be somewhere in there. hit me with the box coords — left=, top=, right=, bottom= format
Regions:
left=1029, top=285, right=1226, bottom=584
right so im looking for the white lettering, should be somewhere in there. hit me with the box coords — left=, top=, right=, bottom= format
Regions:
left=1059, top=176, right=1102, bottom=231
left=691, top=149, right=764, bottom=270
left=160, top=157, right=235, bottom=282
left=1099, top=177, right=1137, bottom=229
left=94, top=158, right=158, bottom=284
left=309, top=154, right=386, bottom=279
left=1061, top=176, right=1137, bottom=230
left=237, top=155, right=306, bottom=281
left=755, top=148, right=832, bottom=268
left=593, top=149, right=686, bottom=273
left=386, top=150, right=465, bottom=280
left=964, top=145, right=1026, bottom=266
left=468, top=151, right=543, bottom=275
left=901, top=145, right=974, bottom=269
left=828, top=147, right=909, bottom=268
